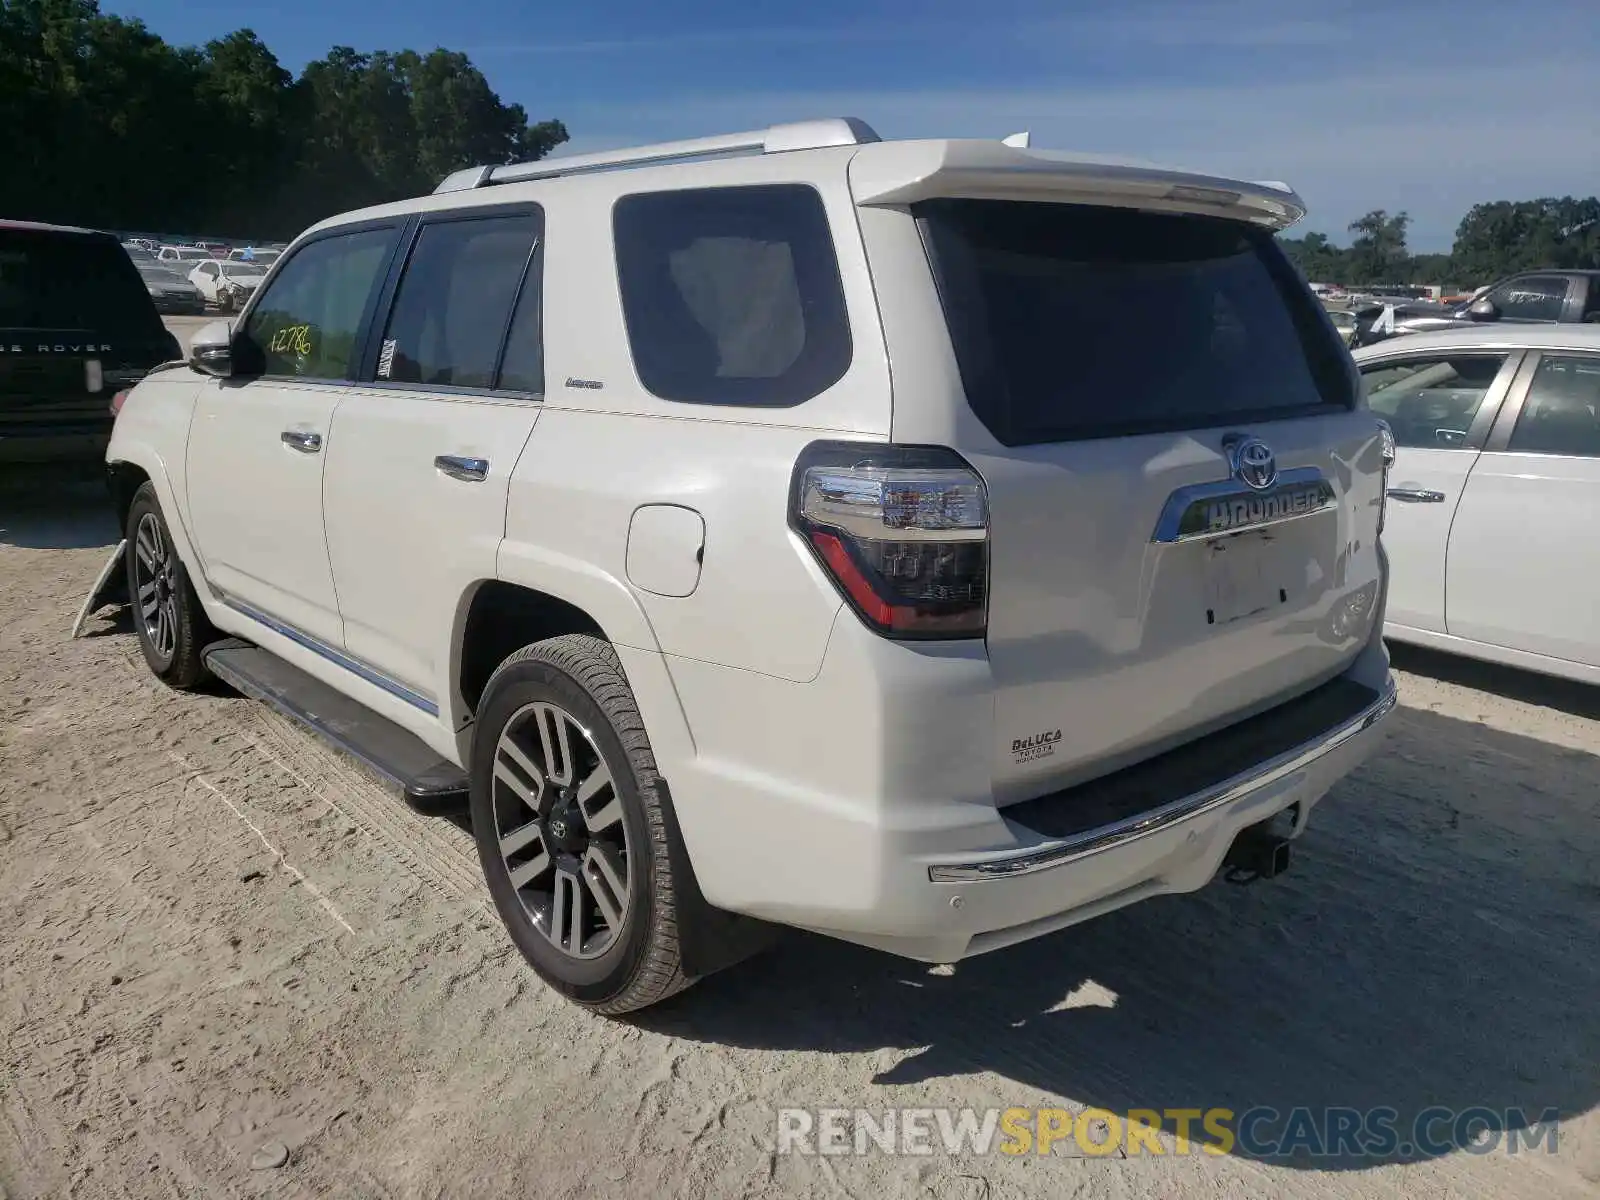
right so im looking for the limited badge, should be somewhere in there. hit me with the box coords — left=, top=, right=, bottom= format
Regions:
left=1012, top=729, right=1062, bottom=764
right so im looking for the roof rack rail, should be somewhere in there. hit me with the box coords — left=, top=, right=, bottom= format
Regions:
left=434, top=117, right=882, bottom=194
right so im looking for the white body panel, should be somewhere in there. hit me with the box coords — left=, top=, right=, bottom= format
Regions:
left=322, top=388, right=542, bottom=708
left=1374, top=447, right=1475, bottom=633
left=1446, top=451, right=1600, bottom=667
left=184, top=377, right=345, bottom=647
left=106, top=124, right=1398, bottom=962
left=967, top=418, right=1383, bottom=800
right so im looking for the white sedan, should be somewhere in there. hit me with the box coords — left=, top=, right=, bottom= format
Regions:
left=1355, top=325, right=1600, bottom=684
left=187, top=259, right=267, bottom=312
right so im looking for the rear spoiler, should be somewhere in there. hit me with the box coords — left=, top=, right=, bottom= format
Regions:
left=848, top=140, right=1306, bottom=231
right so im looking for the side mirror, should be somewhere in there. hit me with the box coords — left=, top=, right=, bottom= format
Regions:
left=1467, top=298, right=1499, bottom=322
left=189, top=319, right=235, bottom=378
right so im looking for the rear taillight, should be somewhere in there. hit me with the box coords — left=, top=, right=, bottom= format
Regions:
left=1375, top=420, right=1396, bottom=535
left=110, top=389, right=130, bottom=416
left=790, top=441, right=989, bottom=639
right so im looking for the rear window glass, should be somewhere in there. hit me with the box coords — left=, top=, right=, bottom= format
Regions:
left=916, top=200, right=1353, bottom=445
left=613, top=184, right=851, bottom=407
left=0, top=229, right=163, bottom=335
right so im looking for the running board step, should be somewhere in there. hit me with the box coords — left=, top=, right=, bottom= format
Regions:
left=202, top=639, right=469, bottom=810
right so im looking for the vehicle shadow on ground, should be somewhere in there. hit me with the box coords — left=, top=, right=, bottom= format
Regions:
left=1389, top=641, right=1600, bottom=721
left=638, top=703, right=1599, bottom=1172
left=0, top=470, right=118, bottom=550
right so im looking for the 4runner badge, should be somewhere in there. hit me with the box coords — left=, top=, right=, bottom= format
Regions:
left=1012, top=729, right=1062, bottom=764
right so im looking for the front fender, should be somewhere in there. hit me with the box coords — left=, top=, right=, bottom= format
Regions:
left=104, top=372, right=214, bottom=617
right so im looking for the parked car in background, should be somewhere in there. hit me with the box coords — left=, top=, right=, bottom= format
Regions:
left=134, top=258, right=207, bottom=315
left=157, top=244, right=213, bottom=265
left=1327, top=308, right=1360, bottom=345
left=187, top=259, right=266, bottom=312
left=1355, top=325, right=1600, bottom=683
left=1366, top=271, right=1600, bottom=344
left=227, top=246, right=280, bottom=267
left=97, top=118, right=1395, bottom=1013
left=0, top=219, right=180, bottom=463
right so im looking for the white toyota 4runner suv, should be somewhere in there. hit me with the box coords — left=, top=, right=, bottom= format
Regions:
left=92, top=118, right=1397, bottom=1013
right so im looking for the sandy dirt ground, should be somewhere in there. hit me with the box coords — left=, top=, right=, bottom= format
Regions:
left=2, top=462, right=1597, bottom=1198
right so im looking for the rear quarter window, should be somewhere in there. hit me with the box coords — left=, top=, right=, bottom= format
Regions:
left=916, top=199, right=1355, bottom=445
left=612, top=184, right=852, bottom=407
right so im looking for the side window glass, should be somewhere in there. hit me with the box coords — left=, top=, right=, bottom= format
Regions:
left=1583, top=282, right=1600, bottom=323
left=376, top=213, right=539, bottom=389
left=1486, top=275, right=1567, bottom=322
left=613, top=184, right=851, bottom=407
left=243, top=227, right=397, bottom=379
left=1360, top=353, right=1507, bottom=448
left=497, top=242, right=544, bottom=393
left=1508, top=356, right=1600, bottom=457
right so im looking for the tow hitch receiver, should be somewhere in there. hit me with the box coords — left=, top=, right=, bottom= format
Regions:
left=1222, top=821, right=1293, bottom=885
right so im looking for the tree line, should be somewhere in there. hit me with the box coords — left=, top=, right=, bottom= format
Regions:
left=6, top=0, right=1596, bottom=281
left=0, top=0, right=567, bottom=239
left=1281, top=198, right=1600, bottom=290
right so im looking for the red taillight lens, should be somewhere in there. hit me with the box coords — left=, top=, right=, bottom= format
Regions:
left=110, top=389, right=130, bottom=416
left=791, top=442, right=989, bottom=639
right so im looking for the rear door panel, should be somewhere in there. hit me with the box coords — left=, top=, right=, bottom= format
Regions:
left=1355, top=348, right=1522, bottom=633
left=1447, top=451, right=1600, bottom=664
left=1376, top=448, right=1477, bottom=632
left=1446, top=350, right=1600, bottom=666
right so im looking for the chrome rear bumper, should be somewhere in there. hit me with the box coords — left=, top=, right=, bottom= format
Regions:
left=929, top=674, right=1399, bottom=883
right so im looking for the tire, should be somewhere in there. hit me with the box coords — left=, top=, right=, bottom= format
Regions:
left=125, top=482, right=214, bottom=689
left=470, top=634, right=693, bottom=1014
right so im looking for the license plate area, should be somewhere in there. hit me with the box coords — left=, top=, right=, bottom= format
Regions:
left=1204, top=531, right=1289, bottom=625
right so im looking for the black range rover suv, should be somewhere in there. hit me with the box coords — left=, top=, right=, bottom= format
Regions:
left=1, top=220, right=180, bottom=463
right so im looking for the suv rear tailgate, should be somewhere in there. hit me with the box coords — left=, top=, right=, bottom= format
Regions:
left=862, top=181, right=1385, bottom=804
left=0, top=226, right=177, bottom=437
left=968, top=414, right=1383, bottom=801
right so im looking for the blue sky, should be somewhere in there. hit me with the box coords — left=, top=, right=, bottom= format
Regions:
left=105, top=0, right=1597, bottom=251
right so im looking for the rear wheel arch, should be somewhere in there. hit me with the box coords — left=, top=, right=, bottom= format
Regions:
left=450, top=572, right=696, bottom=753
left=467, top=627, right=778, bottom=998
left=454, top=580, right=608, bottom=719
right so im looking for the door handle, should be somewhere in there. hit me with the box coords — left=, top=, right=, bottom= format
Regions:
left=281, top=430, right=322, bottom=453
left=435, top=455, right=489, bottom=482
left=1386, top=487, right=1445, bottom=503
